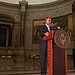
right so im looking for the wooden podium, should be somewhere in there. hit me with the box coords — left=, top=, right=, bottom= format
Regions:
left=43, top=30, right=67, bottom=75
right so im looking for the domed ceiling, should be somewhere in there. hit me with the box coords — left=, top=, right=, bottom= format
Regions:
left=0, top=0, right=58, bottom=5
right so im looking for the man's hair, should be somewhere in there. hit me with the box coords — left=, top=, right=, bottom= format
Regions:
left=45, top=17, right=51, bottom=20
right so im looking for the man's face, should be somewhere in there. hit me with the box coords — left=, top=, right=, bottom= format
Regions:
left=45, top=18, right=51, bottom=25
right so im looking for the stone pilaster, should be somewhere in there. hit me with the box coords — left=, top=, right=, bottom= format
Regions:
left=19, top=0, right=28, bottom=47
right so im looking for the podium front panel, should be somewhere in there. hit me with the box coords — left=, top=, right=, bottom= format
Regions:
left=53, top=45, right=65, bottom=75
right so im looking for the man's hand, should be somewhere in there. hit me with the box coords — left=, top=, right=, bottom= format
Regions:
left=45, top=32, right=49, bottom=36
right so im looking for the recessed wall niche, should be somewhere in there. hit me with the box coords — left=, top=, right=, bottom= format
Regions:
left=0, top=13, right=14, bottom=58
left=0, top=27, right=7, bottom=47
left=0, top=13, right=14, bottom=48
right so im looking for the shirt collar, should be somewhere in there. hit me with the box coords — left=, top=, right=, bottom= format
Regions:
left=45, top=24, right=50, bottom=28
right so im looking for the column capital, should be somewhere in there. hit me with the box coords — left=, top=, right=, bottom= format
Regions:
left=19, top=0, right=28, bottom=12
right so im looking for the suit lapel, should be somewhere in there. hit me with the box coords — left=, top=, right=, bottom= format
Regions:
left=44, top=25, right=53, bottom=32
left=44, top=25, right=49, bottom=32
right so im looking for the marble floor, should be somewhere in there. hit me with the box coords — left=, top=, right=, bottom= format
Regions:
left=25, top=74, right=74, bottom=75
left=0, top=71, right=75, bottom=75
left=2, top=73, right=75, bottom=75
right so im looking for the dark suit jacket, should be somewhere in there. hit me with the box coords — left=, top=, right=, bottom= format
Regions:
left=39, top=25, right=54, bottom=50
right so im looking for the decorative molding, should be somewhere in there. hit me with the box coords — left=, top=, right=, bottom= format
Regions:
left=13, top=14, right=21, bottom=21
left=27, top=0, right=74, bottom=10
left=0, top=1, right=20, bottom=9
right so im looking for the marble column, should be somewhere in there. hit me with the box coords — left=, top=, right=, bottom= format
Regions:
left=19, top=0, right=28, bottom=47
left=72, top=1, right=75, bottom=47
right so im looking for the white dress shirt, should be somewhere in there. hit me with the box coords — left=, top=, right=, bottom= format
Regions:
left=45, top=24, right=50, bottom=32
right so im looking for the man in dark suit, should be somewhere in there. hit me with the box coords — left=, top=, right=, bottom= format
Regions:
left=39, top=17, right=53, bottom=75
